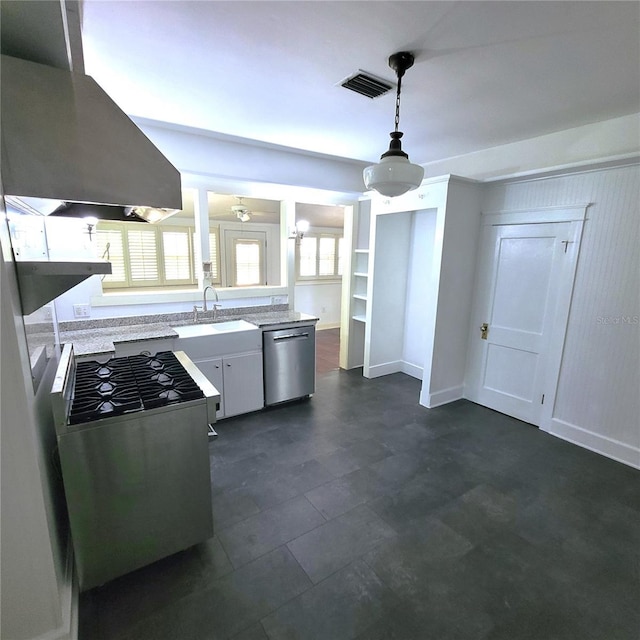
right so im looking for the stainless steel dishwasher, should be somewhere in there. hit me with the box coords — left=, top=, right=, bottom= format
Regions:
left=263, top=325, right=316, bottom=405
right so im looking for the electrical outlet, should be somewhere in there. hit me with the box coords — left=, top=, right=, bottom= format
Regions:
left=271, top=296, right=287, bottom=305
left=321, top=306, right=327, bottom=313
left=43, top=305, right=53, bottom=321
left=73, top=303, right=90, bottom=318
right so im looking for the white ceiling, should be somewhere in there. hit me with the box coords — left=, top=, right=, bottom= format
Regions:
left=178, top=191, right=345, bottom=228
left=80, top=1, right=640, bottom=166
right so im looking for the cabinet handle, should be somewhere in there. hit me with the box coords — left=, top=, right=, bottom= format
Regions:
left=273, top=332, right=309, bottom=341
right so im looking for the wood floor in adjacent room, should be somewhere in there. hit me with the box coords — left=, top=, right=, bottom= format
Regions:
left=315, top=328, right=340, bottom=374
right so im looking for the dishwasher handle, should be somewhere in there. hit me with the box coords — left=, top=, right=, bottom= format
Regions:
left=272, top=332, right=310, bottom=341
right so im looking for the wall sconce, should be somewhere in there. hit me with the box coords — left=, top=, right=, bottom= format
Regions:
left=84, top=216, right=98, bottom=241
left=290, top=219, right=309, bottom=245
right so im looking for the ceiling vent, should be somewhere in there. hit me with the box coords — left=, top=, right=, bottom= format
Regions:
left=340, top=71, right=394, bottom=99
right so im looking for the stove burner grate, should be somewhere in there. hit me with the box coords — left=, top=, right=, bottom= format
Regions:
left=69, top=351, right=203, bottom=424
left=69, top=389, right=143, bottom=424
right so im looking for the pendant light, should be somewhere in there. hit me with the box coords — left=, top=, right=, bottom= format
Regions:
left=363, top=52, right=424, bottom=197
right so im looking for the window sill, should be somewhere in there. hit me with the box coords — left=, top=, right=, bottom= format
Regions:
left=295, top=279, right=342, bottom=286
left=91, top=285, right=288, bottom=307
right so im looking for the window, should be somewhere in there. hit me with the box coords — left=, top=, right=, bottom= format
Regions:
left=233, top=238, right=263, bottom=286
left=298, top=237, right=317, bottom=277
left=296, top=233, right=343, bottom=280
left=208, top=229, right=220, bottom=283
left=96, top=221, right=196, bottom=290
left=220, top=229, right=266, bottom=287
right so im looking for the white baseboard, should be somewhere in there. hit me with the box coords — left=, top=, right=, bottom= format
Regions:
left=550, top=418, right=640, bottom=469
left=317, top=323, right=340, bottom=331
left=365, top=360, right=403, bottom=378
left=424, top=385, right=464, bottom=408
left=400, top=362, right=423, bottom=380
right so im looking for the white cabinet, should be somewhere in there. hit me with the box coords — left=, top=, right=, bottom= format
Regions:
left=221, top=352, right=264, bottom=417
left=194, top=352, right=264, bottom=419
left=175, top=328, right=264, bottom=420
left=193, top=358, right=225, bottom=418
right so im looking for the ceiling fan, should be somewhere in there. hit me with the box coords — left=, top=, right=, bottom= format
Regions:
left=231, top=196, right=251, bottom=222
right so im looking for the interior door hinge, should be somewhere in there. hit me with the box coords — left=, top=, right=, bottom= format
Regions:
left=541, top=394, right=545, bottom=405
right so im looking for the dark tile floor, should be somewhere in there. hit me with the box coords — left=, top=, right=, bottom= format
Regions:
left=79, top=368, right=640, bottom=640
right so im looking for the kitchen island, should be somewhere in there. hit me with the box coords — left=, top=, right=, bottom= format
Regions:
left=58, top=308, right=319, bottom=421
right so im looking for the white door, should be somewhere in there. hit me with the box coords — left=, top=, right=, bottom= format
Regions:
left=223, top=230, right=267, bottom=287
left=465, top=218, right=583, bottom=428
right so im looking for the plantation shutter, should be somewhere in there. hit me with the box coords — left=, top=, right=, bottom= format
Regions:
left=162, top=229, right=192, bottom=283
left=298, top=236, right=317, bottom=277
left=127, top=227, right=160, bottom=284
left=208, top=229, right=220, bottom=282
left=318, top=236, right=336, bottom=276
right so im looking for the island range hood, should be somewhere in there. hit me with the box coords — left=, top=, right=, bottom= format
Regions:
left=0, top=54, right=182, bottom=218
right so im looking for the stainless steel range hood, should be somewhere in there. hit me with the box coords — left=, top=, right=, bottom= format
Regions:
left=0, top=54, right=182, bottom=315
left=0, top=54, right=182, bottom=213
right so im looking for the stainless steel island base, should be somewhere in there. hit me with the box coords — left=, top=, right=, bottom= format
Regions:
left=58, top=402, right=213, bottom=591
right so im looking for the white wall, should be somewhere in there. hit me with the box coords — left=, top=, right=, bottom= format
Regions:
left=481, top=162, right=640, bottom=467
left=1, top=242, right=73, bottom=639
left=295, top=282, right=341, bottom=329
left=134, top=118, right=368, bottom=199
left=402, top=211, right=437, bottom=376
left=425, top=179, right=482, bottom=405
left=366, top=212, right=413, bottom=376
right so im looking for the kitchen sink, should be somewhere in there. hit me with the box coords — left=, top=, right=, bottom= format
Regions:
left=210, top=320, right=257, bottom=333
left=173, top=319, right=261, bottom=358
left=173, top=319, right=256, bottom=338
left=173, top=324, right=220, bottom=338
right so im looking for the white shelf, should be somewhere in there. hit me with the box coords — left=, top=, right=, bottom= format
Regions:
left=354, top=272, right=368, bottom=278
left=352, top=315, right=367, bottom=323
left=352, top=294, right=368, bottom=301
left=354, top=249, right=369, bottom=254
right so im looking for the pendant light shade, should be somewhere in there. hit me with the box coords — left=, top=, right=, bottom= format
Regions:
left=363, top=52, right=424, bottom=197
left=363, top=155, right=425, bottom=198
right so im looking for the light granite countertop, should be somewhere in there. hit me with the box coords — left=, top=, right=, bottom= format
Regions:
left=61, top=310, right=319, bottom=358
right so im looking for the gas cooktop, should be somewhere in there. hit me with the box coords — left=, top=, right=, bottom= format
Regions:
left=70, top=351, right=204, bottom=424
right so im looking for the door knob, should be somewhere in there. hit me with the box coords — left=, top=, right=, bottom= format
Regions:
left=480, top=323, right=489, bottom=339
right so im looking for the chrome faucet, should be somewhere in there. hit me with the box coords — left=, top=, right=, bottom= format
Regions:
left=203, top=285, right=220, bottom=314
left=193, top=285, right=222, bottom=323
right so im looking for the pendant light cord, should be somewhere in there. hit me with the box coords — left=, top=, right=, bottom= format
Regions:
left=394, top=74, right=402, bottom=133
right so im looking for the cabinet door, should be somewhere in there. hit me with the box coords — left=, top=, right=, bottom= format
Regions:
left=223, top=352, right=264, bottom=418
left=194, top=358, right=225, bottom=419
